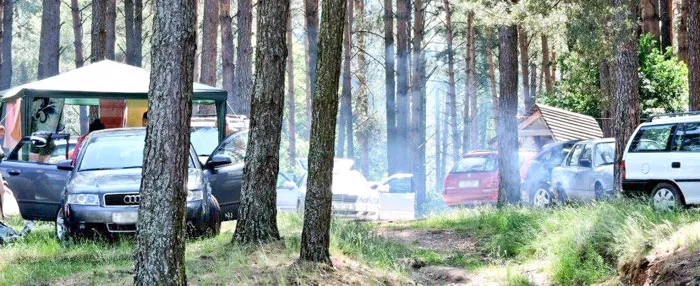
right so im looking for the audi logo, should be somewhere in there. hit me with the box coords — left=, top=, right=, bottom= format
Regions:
left=123, top=195, right=141, bottom=204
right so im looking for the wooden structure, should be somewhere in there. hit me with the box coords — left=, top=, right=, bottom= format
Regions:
left=518, top=104, right=603, bottom=150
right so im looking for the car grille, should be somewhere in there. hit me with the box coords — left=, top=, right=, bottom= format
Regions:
left=332, top=194, right=358, bottom=203
left=104, top=193, right=141, bottom=206
left=106, top=224, right=137, bottom=232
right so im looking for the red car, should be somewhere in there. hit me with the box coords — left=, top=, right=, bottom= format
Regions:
left=443, top=151, right=537, bottom=207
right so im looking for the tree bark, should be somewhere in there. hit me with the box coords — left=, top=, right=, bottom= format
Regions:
left=467, top=12, right=478, bottom=151
left=134, top=0, right=143, bottom=65
left=676, top=0, right=689, bottom=64
left=541, top=34, right=553, bottom=94
left=599, top=60, right=615, bottom=137
left=286, top=11, right=297, bottom=168
left=234, top=0, right=253, bottom=115
left=304, top=0, right=319, bottom=124
left=612, top=0, right=640, bottom=192
left=125, top=0, right=136, bottom=65
left=410, top=0, right=426, bottom=216
left=435, top=91, right=442, bottom=191
left=689, top=0, right=700, bottom=110
left=551, top=48, right=557, bottom=84
left=497, top=17, right=520, bottom=206
left=338, top=0, right=353, bottom=158
left=38, top=0, right=59, bottom=80
left=444, top=0, right=460, bottom=162
left=300, top=0, right=346, bottom=264
left=70, top=0, right=88, bottom=133
left=384, top=0, right=397, bottom=174
left=221, top=0, right=235, bottom=111
left=133, top=0, right=197, bottom=284
left=232, top=0, right=288, bottom=245
left=105, top=0, right=116, bottom=60
left=529, top=63, right=537, bottom=106
left=518, top=26, right=531, bottom=113
left=1, top=0, right=12, bottom=89
left=660, top=0, right=673, bottom=51
left=395, top=0, right=410, bottom=174
left=486, top=30, right=498, bottom=123
left=91, top=0, right=106, bottom=63
left=355, top=0, right=369, bottom=177
left=200, top=0, right=219, bottom=86
left=639, top=0, right=660, bottom=41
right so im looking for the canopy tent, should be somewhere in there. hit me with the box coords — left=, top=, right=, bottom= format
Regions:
left=0, top=60, right=229, bottom=145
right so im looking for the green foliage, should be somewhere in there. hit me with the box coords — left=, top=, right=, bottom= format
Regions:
left=543, top=34, right=688, bottom=120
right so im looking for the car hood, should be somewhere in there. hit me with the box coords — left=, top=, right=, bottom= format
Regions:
left=67, top=168, right=205, bottom=194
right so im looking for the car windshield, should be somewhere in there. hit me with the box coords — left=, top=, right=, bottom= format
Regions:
left=452, top=156, right=497, bottom=173
left=190, top=126, right=218, bottom=156
left=79, top=134, right=193, bottom=171
left=594, top=142, right=615, bottom=166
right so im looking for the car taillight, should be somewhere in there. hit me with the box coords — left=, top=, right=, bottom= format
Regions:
left=621, top=160, right=626, bottom=181
left=444, top=176, right=455, bottom=193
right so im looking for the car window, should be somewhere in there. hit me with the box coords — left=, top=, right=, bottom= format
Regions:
left=535, top=150, right=552, bottom=161
left=580, top=145, right=592, bottom=162
left=211, top=131, right=248, bottom=164
left=190, top=126, right=219, bottom=156
left=79, top=134, right=194, bottom=171
left=594, top=142, right=615, bottom=166
left=679, top=123, right=700, bottom=152
left=10, top=137, right=69, bottom=165
left=566, top=144, right=584, bottom=166
left=628, top=124, right=674, bottom=152
left=387, top=177, right=412, bottom=193
left=452, top=156, right=496, bottom=173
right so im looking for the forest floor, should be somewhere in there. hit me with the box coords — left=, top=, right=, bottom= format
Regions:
left=1, top=200, right=700, bottom=285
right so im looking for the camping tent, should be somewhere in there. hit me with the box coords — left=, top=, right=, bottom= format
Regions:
left=0, top=60, right=229, bottom=147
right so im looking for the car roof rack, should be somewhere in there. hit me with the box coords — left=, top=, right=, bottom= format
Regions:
left=647, top=111, right=700, bottom=122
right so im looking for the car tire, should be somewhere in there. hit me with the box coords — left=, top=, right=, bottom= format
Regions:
left=55, top=209, right=71, bottom=243
left=204, top=196, right=221, bottom=237
left=532, top=188, right=554, bottom=208
left=651, top=183, right=684, bottom=211
left=594, top=183, right=605, bottom=201
left=529, top=182, right=550, bottom=205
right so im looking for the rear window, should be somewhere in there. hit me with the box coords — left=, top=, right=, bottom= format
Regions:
left=594, top=142, right=615, bottom=165
left=678, top=123, right=700, bottom=152
left=628, top=124, right=674, bottom=152
left=452, top=156, right=496, bottom=173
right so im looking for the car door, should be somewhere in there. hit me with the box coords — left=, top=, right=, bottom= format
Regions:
left=203, top=131, right=247, bottom=221
left=674, top=122, right=700, bottom=203
left=378, top=175, right=415, bottom=220
left=573, top=144, right=595, bottom=201
left=0, top=134, right=71, bottom=221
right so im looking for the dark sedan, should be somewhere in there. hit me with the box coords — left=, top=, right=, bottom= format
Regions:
left=521, top=139, right=580, bottom=205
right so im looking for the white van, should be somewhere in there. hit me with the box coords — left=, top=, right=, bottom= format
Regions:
left=622, top=112, right=700, bottom=210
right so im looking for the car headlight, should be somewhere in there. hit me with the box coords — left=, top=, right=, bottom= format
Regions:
left=187, top=190, right=204, bottom=202
left=66, top=194, right=100, bottom=206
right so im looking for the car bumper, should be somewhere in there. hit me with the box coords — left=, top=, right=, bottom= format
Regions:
left=442, top=190, right=498, bottom=207
left=65, top=200, right=205, bottom=233
left=331, top=201, right=379, bottom=219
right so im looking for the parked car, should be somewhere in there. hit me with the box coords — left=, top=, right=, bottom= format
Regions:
left=297, top=160, right=380, bottom=220
left=190, top=114, right=248, bottom=164
left=375, top=173, right=415, bottom=220
left=623, top=113, right=700, bottom=210
left=0, top=128, right=247, bottom=240
left=277, top=173, right=300, bottom=211
left=521, top=140, right=581, bottom=205
left=545, top=138, right=615, bottom=207
left=443, top=150, right=537, bottom=207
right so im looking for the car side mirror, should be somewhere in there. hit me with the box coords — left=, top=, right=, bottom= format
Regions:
left=579, top=158, right=592, bottom=168
left=281, top=181, right=296, bottom=190
left=57, top=159, right=74, bottom=171
left=206, top=155, right=232, bottom=169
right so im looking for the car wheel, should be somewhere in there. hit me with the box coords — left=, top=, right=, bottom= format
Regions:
left=205, top=196, right=221, bottom=237
left=529, top=183, right=549, bottom=204
left=651, top=183, right=683, bottom=211
left=532, top=188, right=554, bottom=208
left=55, top=209, right=70, bottom=242
left=594, top=183, right=605, bottom=201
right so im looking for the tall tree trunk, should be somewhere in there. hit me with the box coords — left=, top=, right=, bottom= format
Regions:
left=221, top=0, right=235, bottom=109
left=467, top=12, right=478, bottom=151
left=541, top=34, right=553, bottom=94
left=676, top=0, right=689, bottom=64
left=105, top=0, right=116, bottom=60
left=518, top=26, right=531, bottom=113
left=71, top=0, right=88, bottom=133
left=338, top=0, right=353, bottom=158
left=551, top=48, right=557, bottom=84
left=91, top=0, right=106, bottom=63
left=300, top=0, right=346, bottom=264
left=395, top=0, right=410, bottom=173
left=444, top=0, right=460, bottom=162
left=133, top=0, right=196, bottom=284
left=689, top=0, right=700, bottom=110
left=529, top=63, right=537, bottom=107
left=410, top=0, right=426, bottom=217
left=232, top=0, right=288, bottom=245
left=612, top=0, right=640, bottom=192
left=497, top=12, right=520, bottom=206
left=486, top=31, right=498, bottom=124
left=600, top=60, right=615, bottom=137
left=38, top=0, right=59, bottom=80
left=134, top=0, right=143, bottom=66
left=200, top=0, right=219, bottom=86
left=660, top=0, right=673, bottom=51
left=125, top=0, right=137, bottom=65
left=639, top=0, right=660, bottom=41
left=286, top=11, right=297, bottom=168
left=384, top=0, right=397, bottom=175
left=234, top=0, right=253, bottom=115
left=355, top=0, right=369, bottom=177
left=1, top=0, right=11, bottom=89
left=435, top=91, right=442, bottom=191
left=304, top=0, right=319, bottom=124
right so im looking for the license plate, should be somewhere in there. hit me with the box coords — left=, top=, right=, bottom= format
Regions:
left=332, top=202, right=355, bottom=210
left=459, top=180, right=479, bottom=188
left=113, top=212, right=138, bottom=224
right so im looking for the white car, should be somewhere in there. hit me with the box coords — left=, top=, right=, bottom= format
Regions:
left=375, top=173, right=415, bottom=220
left=276, top=173, right=300, bottom=211
left=297, top=160, right=380, bottom=220
left=623, top=112, right=700, bottom=210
